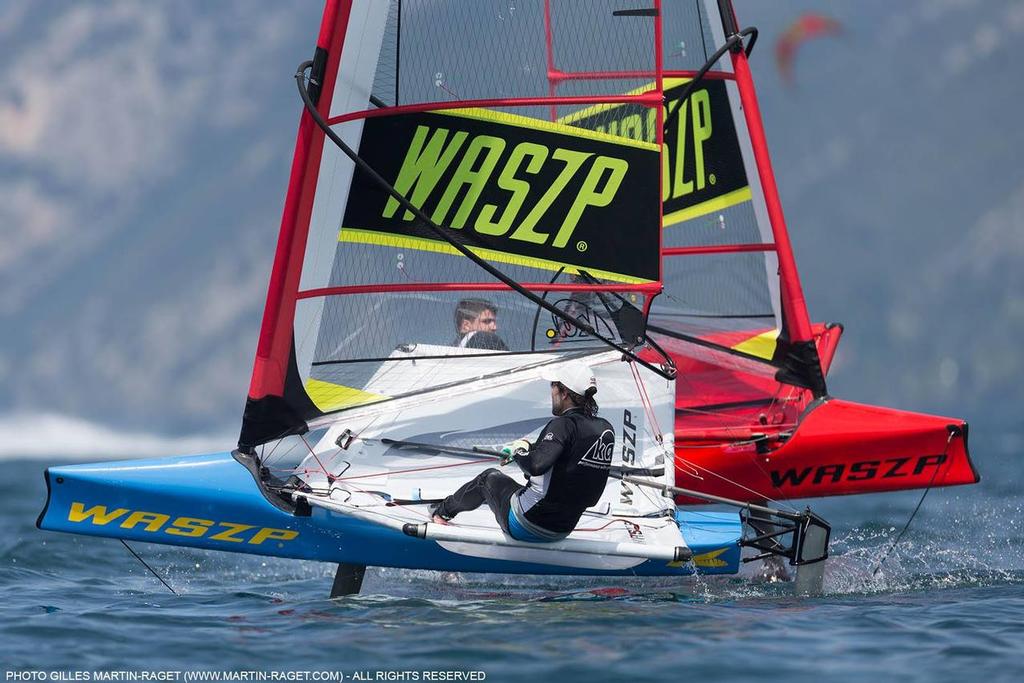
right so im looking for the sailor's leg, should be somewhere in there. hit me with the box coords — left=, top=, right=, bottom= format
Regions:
left=478, top=469, right=522, bottom=535
left=330, top=562, right=366, bottom=598
left=435, top=468, right=521, bottom=527
left=434, top=468, right=499, bottom=520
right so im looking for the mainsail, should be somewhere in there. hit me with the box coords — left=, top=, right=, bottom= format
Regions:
left=238, top=0, right=826, bottom=452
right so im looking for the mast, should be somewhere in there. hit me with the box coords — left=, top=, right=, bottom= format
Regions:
left=241, top=0, right=351, bottom=448
left=716, top=0, right=814, bottom=344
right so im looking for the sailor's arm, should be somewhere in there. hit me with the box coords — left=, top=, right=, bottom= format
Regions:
left=514, top=418, right=571, bottom=476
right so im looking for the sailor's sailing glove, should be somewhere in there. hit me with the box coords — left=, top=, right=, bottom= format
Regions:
left=499, top=439, right=531, bottom=465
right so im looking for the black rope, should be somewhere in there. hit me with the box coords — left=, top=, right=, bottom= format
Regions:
left=871, top=427, right=960, bottom=576
left=663, top=27, right=757, bottom=135
left=120, top=539, right=178, bottom=596
left=295, top=61, right=675, bottom=380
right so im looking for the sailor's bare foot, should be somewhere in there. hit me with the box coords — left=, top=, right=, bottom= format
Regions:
left=431, top=514, right=450, bottom=525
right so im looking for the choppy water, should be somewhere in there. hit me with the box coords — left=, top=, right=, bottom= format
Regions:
left=2, top=430, right=1022, bottom=681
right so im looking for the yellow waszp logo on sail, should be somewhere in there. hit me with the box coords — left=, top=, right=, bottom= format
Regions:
left=66, top=502, right=298, bottom=545
left=561, top=78, right=752, bottom=228
left=341, top=107, right=661, bottom=283
left=383, top=119, right=636, bottom=250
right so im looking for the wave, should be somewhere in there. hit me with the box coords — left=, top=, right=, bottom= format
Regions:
left=0, top=412, right=233, bottom=460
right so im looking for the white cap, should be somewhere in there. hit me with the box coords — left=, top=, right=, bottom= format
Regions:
left=541, top=361, right=597, bottom=397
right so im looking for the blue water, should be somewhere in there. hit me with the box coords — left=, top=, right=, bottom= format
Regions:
left=2, top=431, right=1022, bottom=681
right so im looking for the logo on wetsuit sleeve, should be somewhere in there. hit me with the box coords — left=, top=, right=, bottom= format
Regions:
left=578, top=429, right=615, bottom=469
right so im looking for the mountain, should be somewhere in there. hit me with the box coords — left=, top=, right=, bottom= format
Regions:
left=0, top=1, right=321, bottom=434
left=1, top=0, right=1021, bottom=438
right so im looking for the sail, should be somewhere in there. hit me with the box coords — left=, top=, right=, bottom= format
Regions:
left=241, top=1, right=671, bottom=449
left=543, top=1, right=827, bottom=435
left=651, top=1, right=826, bottom=436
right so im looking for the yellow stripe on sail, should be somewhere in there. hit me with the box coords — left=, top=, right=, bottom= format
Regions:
left=731, top=329, right=780, bottom=361
left=305, top=378, right=388, bottom=413
left=338, top=228, right=655, bottom=285
left=439, top=107, right=659, bottom=152
left=558, top=78, right=693, bottom=125
left=663, top=186, right=753, bottom=228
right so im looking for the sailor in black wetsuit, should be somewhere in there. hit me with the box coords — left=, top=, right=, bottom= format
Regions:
left=432, top=361, right=615, bottom=542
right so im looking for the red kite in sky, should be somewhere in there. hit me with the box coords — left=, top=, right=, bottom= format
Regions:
left=776, top=13, right=844, bottom=86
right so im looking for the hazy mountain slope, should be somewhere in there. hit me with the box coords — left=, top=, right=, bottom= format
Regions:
left=0, top=2, right=320, bottom=433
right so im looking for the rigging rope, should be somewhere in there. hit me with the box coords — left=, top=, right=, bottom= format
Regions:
left=662, top=27, right=757, bottom=134
left=871, top=427, right=959, bottom=576
left=673, top=451, right=800, bottom=513
left=120, top=540, right=178, bottom=596
left=623, top=358, right=693, bottom=515
left=300, top=433, right=334, bottom=482
left=335, top=457, right=491, bottom=481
